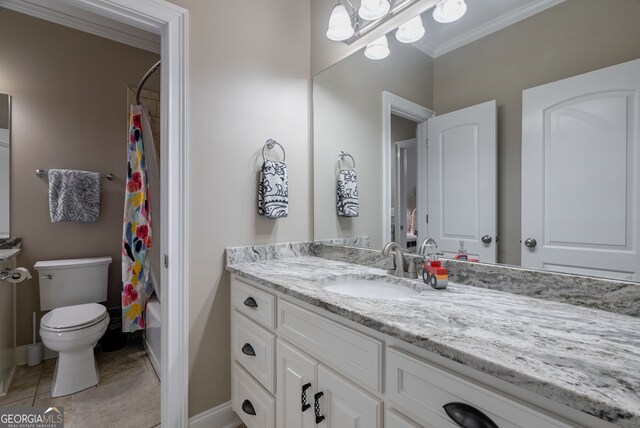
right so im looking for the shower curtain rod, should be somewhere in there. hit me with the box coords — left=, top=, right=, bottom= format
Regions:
left=136, top=59, right=161, bottom=105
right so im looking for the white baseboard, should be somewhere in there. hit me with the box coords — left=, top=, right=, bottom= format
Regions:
left=15, top=344, right=57, bottom=366
left=189, top=401, right=241, bottom=428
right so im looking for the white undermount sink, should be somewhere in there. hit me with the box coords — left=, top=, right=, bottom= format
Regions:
left=321, top=278, right=419, bottom=299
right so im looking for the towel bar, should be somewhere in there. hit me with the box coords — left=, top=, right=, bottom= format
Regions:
left=262, top=139, right=286, bottom=162
left=338, top=151, right=356, bottom=168
left=36, top=169, right=114, bottom=180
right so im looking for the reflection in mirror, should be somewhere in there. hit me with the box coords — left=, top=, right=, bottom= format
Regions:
left=0, top=94, right=9, bottom=237
left=313, top=0, right=640, bottom=281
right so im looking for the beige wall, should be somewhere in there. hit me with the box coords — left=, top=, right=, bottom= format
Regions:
left=0, top=10, right=160, bottom=346
left=314, top=39, right=432, bottom=249
left=433, top=0, right=640, bottom=265
left=166, top=0, right=311, bottom=417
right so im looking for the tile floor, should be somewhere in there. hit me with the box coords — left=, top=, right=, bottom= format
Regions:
left=0, top=340, right=160, bottom=428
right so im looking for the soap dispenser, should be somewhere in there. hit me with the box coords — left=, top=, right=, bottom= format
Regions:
left=421, top=244, right=448, bottom=289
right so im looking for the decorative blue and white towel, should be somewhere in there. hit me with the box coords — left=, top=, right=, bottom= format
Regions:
left=258, top=160, right=288, bottom=219
left=337, top=168, right=359, bottom=217
left=48, top=169, right=101, bottom=223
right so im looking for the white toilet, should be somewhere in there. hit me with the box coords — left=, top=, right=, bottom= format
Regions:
left=34, top=256, right=112, bottom=397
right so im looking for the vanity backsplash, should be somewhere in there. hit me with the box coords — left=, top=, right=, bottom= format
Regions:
left=226, top=240, right=640, bottom=318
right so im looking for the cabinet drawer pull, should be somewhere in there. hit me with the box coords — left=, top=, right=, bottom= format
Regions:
left=301, top=383, right=311, bottom=412
left=241, top=399, right=256, bottom=416
left=314, top=391, right=325, bottom=424
left=241, top=343, right=256, bottom=357
left=243, top=296, right=258, bottom=308
left=443, top=402, right=498, bottom=428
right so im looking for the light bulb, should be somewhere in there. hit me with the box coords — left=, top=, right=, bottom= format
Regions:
left=364, top=35, right=390, bottom=60
left=359, top=0, right=390, bottom=21
left=395, top=15, right=425, bottom=43
left=327, top=3, right=354, bottom=41
left=432, top=0, right=467, bottom=24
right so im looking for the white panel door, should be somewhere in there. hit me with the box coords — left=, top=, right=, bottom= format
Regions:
left=427, top=100, right=497, bottom=262
left=276, top=340, right=317, bottom=428
left=316, top=364, right=382, bottom=428
left=522, top=59, right=640, bottom=280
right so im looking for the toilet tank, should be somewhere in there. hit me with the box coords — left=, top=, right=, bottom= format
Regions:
left=34, top=257, right=112, bottom=310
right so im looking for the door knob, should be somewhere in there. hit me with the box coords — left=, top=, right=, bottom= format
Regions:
left=481, top=235, right=492, bottom=244
left=524, top=238, right=537, bottom=248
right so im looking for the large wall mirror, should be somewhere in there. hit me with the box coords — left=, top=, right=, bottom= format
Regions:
left=313, top=0, right=640, bottom=281
left=0, top=93, right=9, bottom=237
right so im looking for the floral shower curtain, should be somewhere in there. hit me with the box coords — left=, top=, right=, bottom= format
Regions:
left=121, top=105, right=152, bottom=332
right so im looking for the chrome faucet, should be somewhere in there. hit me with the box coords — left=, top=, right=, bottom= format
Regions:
left=381, top=242, right=417, bottom=279
left=419, top=237, right=443, bottom=258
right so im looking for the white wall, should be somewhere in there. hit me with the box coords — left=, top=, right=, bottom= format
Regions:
left=313, top=39, right=432, bottom=250
left=166, top=0, right=312, bottom=417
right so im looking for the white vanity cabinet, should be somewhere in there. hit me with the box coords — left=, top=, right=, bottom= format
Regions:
left=230, top=275, right=585, bottom=428
left=277, top=340, right=382, bottom=428
left=0, top=251, right=18, bottom=396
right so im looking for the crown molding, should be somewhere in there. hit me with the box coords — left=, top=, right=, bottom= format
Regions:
left=432, top=0, right=566, bottom=57
left=0, top=0, right=160, bottom=53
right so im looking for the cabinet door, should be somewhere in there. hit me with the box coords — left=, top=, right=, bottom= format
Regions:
left=277, top=340, right=317, bottom=428
left=316, top=364, right=382, bottom=428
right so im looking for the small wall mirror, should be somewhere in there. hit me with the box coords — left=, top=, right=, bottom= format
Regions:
left=0, top=93, right=9, bottom=237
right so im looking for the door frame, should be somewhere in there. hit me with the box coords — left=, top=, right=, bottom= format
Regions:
left=0, top=1, right=190, bottom=426
left=382, top=91, right=434, bottom=247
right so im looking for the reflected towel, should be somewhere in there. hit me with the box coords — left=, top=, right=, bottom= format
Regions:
left=337, top=168, right=359, bottom=217
left=258, top=160, right=288, bottom=219
left=48, top=169, right=101, bottom=223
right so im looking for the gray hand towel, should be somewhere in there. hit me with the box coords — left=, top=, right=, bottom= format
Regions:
left=258, top=160, right=288, bottom=219
left=48, top=169, right=101, bottom=223
left=337, top=168, right=359, bottom=217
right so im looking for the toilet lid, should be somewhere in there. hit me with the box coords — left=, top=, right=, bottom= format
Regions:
left=41, top=303, right=107, bottom=331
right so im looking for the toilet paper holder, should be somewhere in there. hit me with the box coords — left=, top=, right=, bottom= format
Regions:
left=1, top=267, right=33, bottom=283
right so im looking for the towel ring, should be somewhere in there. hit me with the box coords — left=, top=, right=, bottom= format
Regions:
left=262, top=139, right=286, bottom=162
left=338, top=151, right=356, bottom=168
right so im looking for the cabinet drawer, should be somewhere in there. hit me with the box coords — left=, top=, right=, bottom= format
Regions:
left=278, top=299, right=382, bottom=392
left=386, top=407, right=423, bottom=428
left=232, top=276, right=276, bottom=329
left=233, top=311, right=276, bottom=393
left=232, top=362, right=275, bottom=428
left=386, top=348, right=571, bottom=428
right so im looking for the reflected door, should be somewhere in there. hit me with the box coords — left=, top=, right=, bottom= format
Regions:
left=427, top=100, right=497, bottom=262
left=522, top=59, right=640, bottom=280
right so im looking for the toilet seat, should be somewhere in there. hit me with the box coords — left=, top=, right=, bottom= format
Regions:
left=41, top=303, right=108, bottom=332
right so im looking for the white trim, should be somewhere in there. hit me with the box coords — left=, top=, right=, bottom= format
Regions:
left=0, top=1, right=191, bottom=426
left=432, top=0, right=566, bottom=58
left=188, top=402, right=241, bottom=428
left=382, top=91, right=434, bottom=245
left=0, top=0, right=160, bottom=53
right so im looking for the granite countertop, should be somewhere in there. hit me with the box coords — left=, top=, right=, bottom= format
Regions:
left=226, top=255, right=640, bottom=427
left=0, top=248, right=21, bottom=261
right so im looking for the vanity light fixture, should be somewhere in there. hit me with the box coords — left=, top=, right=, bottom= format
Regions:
left=364, top=34, right=390, bottom=60
left=327, top=3, right=355, bottom=41
left=359, top=0, right=391, bottom=21
left=432, top=0, right=467, bottom=23
left=395, top=14, right=425, bottom=43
